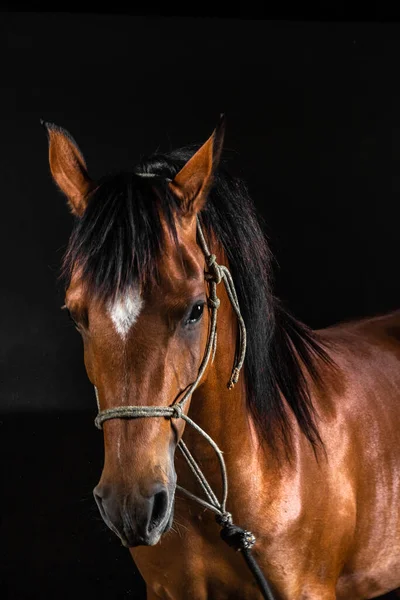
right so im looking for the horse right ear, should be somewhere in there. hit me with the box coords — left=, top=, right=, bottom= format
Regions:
left=168, top=115, right=225, bottom=225
left=41, top=120, right=95, bottom=217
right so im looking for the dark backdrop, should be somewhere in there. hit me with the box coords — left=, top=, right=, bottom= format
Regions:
left=2, top=10, right=400, bottom=599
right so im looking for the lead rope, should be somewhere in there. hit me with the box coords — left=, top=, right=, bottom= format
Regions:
left=94, top=217, right=275, bottom=600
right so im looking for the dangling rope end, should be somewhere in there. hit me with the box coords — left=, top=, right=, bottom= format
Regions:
left=228, top=367, right=240, bottom=389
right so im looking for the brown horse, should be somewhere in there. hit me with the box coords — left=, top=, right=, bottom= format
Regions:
left=43, top=117, right=400, bottom=599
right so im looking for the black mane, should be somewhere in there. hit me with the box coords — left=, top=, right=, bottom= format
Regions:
left=62, top=146, right=334, bottom=456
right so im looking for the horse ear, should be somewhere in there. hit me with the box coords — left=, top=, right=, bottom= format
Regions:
left=41, top=120, right=95, bottom=217
left=168, top=115, right=225, bottom=224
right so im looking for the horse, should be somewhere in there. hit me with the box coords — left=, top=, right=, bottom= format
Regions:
left=42, top=116, right=400, bottom=599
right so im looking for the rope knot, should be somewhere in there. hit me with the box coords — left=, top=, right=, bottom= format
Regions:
left=216, top=512, right=232, bottom=527
left=206, top=254, right=223, bottom=284
left=208, top=297, right=220, bottom=310
left=218, top=519, right=256, bottom=552
left=171, top=404, right=183, bottom=419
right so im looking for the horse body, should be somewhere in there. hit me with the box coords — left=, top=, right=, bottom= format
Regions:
left=43, top=117, right=400, bottom=599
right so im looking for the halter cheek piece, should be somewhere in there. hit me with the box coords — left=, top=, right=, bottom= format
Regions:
left=94, top=203, right=275, bottom=599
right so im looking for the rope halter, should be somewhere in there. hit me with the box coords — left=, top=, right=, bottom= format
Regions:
left=94, top=216, right=249, bottom=539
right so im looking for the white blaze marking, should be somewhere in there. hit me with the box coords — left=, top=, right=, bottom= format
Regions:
left=108, top=288, right=143, bottom=339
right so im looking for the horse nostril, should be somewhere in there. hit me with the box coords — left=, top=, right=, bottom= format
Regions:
left=148, top=489, right=169, bottom=533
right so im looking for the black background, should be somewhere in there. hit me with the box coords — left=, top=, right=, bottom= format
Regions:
left=2, top=8, right=400, bottom=599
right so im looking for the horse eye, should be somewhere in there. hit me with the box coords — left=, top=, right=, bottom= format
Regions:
left=187, top=302, right=205, bottom=325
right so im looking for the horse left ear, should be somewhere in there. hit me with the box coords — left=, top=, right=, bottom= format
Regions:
left=41, top=120, right=95, bottom=217
left=169, top=115, right=225, bottom=224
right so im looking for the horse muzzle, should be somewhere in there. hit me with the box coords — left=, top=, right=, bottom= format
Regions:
left=93, top=481, right=175, bottom=547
